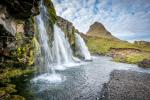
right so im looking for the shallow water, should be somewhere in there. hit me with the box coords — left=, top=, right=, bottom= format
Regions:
left=16, top=56, right=150, bottom=100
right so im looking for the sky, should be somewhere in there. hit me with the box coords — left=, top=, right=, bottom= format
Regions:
left=52, top=0, right=150, bottom=41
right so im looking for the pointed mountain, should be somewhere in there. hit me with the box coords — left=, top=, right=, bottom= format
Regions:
left=86, top=22, right=118, bottom=39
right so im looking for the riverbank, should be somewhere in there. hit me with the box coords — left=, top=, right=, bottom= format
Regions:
left=0, top=62, right=35, bottom=100
left=99, top=70, right=150, bottom=100
left=87, top=36, right=150, bottom=67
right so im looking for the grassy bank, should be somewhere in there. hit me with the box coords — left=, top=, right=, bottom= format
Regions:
left=87, top=36, right=150, bottom=65
left=0, top=63, right=35, bottom=100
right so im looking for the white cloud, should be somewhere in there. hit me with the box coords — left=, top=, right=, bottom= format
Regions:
left=52, top=0, right=150, bottom=41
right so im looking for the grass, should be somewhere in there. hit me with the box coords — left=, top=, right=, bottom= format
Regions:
left=87, top=37, right=140, bottom=54
left=87, top=36, right=150, bottom=65
left=113, top=53, right=150, bottom=64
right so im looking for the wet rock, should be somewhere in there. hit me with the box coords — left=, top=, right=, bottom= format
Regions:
left=0, top=0, right=40, bottom=19
left=138, top=59, right=150, bottom=68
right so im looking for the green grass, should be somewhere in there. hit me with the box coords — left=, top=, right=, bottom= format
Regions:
left=113, top=53, right=150, bottom=64
left=87, top=36, right=150, bottom=65
left=87, top=37, right=140, bottom=54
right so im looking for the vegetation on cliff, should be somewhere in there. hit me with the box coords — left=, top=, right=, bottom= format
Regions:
left=0, top=0, right=57, bottom=99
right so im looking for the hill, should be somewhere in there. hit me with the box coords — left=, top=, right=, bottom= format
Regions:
left=86, top=22, right=118, bottom=40
left=86, top=22, right=150, bottom=67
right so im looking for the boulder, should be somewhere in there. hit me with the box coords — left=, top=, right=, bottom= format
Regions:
left=138, top=59, right=150, bottom=68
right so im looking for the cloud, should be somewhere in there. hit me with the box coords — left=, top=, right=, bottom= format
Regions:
left=52, top=0, right=150, bottom=41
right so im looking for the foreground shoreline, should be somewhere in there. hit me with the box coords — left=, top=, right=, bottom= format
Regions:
left=99, top=70, right=150, bottom=100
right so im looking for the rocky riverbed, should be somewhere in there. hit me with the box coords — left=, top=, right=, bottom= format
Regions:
left=99, top=70, right=150, bottom=100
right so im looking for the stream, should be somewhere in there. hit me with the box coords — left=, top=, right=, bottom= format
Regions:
left=14, top=56, right=150, bottom=100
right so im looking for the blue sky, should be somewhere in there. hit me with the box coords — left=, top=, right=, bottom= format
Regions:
left=52, top=0, right=150, bottom=41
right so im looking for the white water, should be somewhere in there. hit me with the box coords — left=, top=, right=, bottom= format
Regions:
left=33, top=0, right=92, bottom=83
left=34, top=1, right=76, bottom=83
left=52, top=25, right=74, bottom=66
left=36, top=12, right=53, bottom=73
left=75, top=33, right=92, bottom=60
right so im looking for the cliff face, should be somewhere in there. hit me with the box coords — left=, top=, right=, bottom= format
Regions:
left=0, top=0, right=40, bottom=65
left=0, top=0, right=40, bottom=19
left=0, top=0, right=57, bottom=99
left=86, top=22, right=118, bottom=39
left=0, top=0, right=57, bottom=65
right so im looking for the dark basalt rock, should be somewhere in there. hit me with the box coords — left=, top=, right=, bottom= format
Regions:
left=138, top=59, right=150, bottom=68
left=99, top=70, right=150, bottom=100
left=0, top=0, right=40, bottom=19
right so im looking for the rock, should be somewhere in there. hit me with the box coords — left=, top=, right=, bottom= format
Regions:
left=0, top=0, right=40, bottom=19
left=99, top=70, right=150, bottom=100
left=109, top=48, right=141, bottom=58
left=0, top=0, right=56, bottom=65
left=138, top=59, right=150, bottom=68
left=134, top=41, right=150, bottom=46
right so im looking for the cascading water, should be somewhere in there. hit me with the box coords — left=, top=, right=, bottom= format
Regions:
left=52, top=25, right=74, bottom=67
left=75, top=33, right=92, bottom=60
left=35, top=4, right=53, bottom=73
left=33, top=0, right=75, bottom=83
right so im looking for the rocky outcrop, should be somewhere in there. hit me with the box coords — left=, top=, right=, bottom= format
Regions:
left=0, top=1, right=40, bottom=64
left=0, top=0, right=57, bottom=99
left=138, top=59, right=150, bottom=68
left=0, top=0, right=57, bottom=65
left=134, top=41, right=150, bottom=46
left=109, top=48, right=141, bottom=57
left=0, top=0, right=40, bottom=19
left=86, top=22, right=118, bottom=39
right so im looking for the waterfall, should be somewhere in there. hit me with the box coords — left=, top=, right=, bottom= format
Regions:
left=35, top=9, right=53, bottom=73
left=32, top=0, right=91, bottom=83
left=75, top=33, right=92, bottom=60
left=52, top=25, right=75, bottom=70
left=35, top=1, right=74, bottom=73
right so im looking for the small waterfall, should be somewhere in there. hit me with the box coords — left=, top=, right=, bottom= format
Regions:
left=52, top=25, right=74, bottom=68
left=75, top=33, right=92, bottom=60
left=35, top=8, right=53, bottom=73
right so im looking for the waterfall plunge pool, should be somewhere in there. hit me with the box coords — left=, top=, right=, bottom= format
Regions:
left=14, top=56, right=150, bottom=100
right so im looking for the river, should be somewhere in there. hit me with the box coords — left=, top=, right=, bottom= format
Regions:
left=14, top=56, right=150, bottom=100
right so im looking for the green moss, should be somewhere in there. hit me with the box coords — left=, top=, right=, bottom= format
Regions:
left=44, top=0, right=57, bottom=24
left=0, top=84, right=25, bottom=100
left=112, top=53, right=150, bottom=64
left=0, top=68, right=35, bottom=83
left=15, top=31, right=39, bottom=65
left=113, top=57, right=125, bottom=62
left=125, top=53, right=150, bottom=64
left=0, top=67, right=35, bottom=99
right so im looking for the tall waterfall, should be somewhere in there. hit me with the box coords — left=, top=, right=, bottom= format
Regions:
left=35, top=1, right=74, bottom=73
left=32, top=0, right=91, bottom=83
left=75, top=33, right=92, bottom=60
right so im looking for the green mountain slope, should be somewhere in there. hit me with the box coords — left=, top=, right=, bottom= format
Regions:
left=86, top=22, right=150, bottom=66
